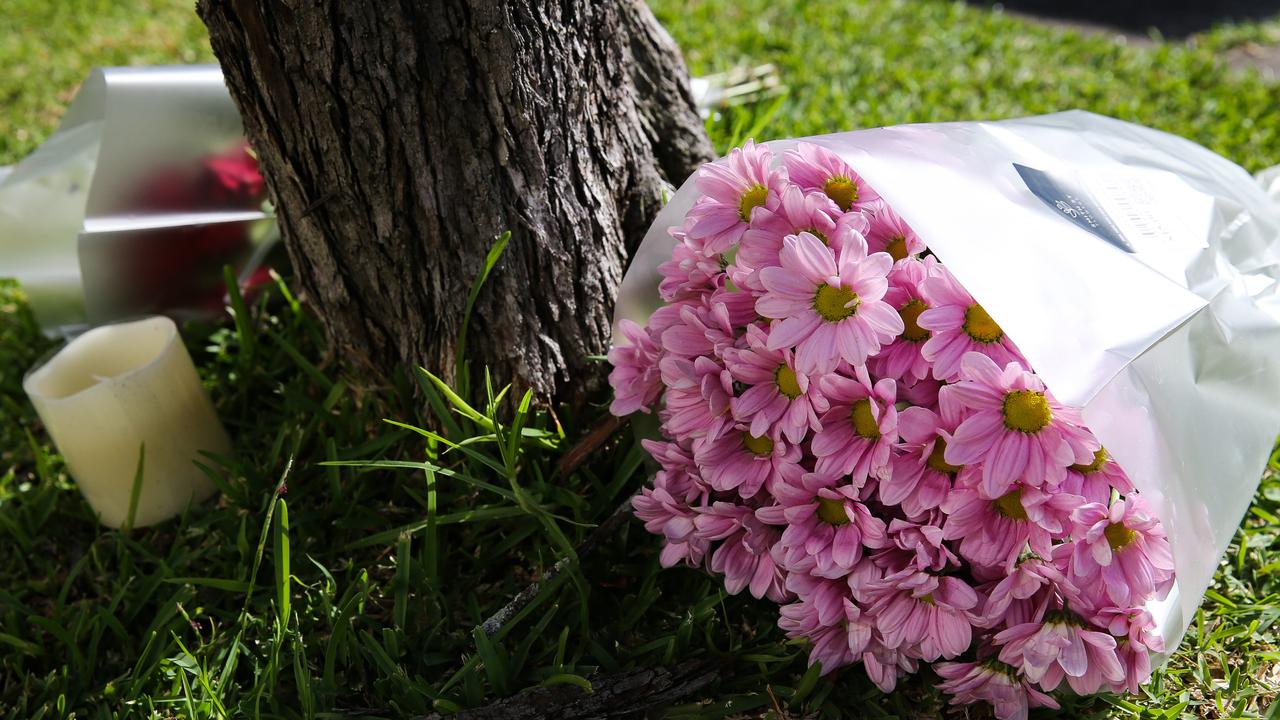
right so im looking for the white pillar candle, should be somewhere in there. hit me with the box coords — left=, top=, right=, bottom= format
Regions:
left=24, top=316, right=229, bottom=528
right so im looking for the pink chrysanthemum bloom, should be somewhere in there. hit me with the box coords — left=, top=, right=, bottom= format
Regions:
left=941, top=483, right=1077, bottom=572
left=862, top=637, right=920, bottom=693
left=1093, top=606, right=1164, bottom=652
left=734, top=185, right=846, bottom=289
left=759, top=471, right=888, bottom=579
left=881, top=395, right=976, bottom=518
left=1065, top=496, right=1175, bottom=607
left=778, top=592, right=875, bottom=673
left=864, top=568, right=980, bottom=662
left=685, top=139, right=786, bottom=254
left=783, top=141, right=881, bottom=212
left=607, top=319, right=663, bottom=416
left=976, top=556, right=1073, bottom=630
left=695, top=502, right=790, bottom=601
left=899, top=375, right=942, bottom=407
left=865, top=204, right=925, bottom=263
left=917, top=264, right=1024, bottom=382
left=811, top=366, right=898, bottom=482
left=660, top=301, right=735, bottom=360
left=724, top=324, right=829, bottom=444
left=756, top=232, right=903, bottom=374
left=994, top=610, right=1126, bottom=695
left=944, top=353, right=1098, bottom=498
left=708, top=284, right=760, bottom=329
left=1060, top=447, right=1135, bottom=505
left=871, top=257, right=934, bottom=382
left=934, top=660, right=1060, bottom=720
left=632, top=484, right=708, bottom=568
left=783, top=569, right=859, bottom=626
left=658, top=354, right=733, bottom=441
left=640, top=439, right=707, bottom=505
left=884, top=518, right=958, bottom=572
left=657, top=226, right=723, bottom=302
left=1109, top=639, right=1155, bottom=695
left=1096, top=608, right=1163, bottom=694
left=694, top=424, right=801, bottom=499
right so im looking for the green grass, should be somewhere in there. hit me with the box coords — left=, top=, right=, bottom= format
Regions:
left=2, top=0, right=1280, bottom=718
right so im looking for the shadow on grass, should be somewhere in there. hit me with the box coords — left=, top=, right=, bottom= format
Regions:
left=966, top=0, right=1280, bottom=37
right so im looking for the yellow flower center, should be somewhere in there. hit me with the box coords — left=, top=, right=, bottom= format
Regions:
left=1105, top=522, right=1138, bottom=551
left=851, top=399, right=881, bottom=440
left=993, top=489, right=1028, bottom=520
left=963, top=304, right=1003, bottom=344
left=886, top=235, right=910, bottom=262
left=1002, top=390, right=1052, bottom=433
left=920, top=593, right=937, bottom=606
left=1071, top=448, right=1110, bottom=475
left=814, top=284, right=859, bottom=322
left=926, top=438, right=963, bottom=475
left=775, top=365, right=803, bottom=399
left=742, top=432, right=774, bottom=457
left=739, top=184, right=769, bottom=222
left=899, top=299, right=930, bottom=342
left=823, top=176, right=858, bottom=212
left=815, top=497, right=850, bottom=525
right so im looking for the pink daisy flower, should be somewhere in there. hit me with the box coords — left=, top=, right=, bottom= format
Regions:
left=660, top=301, right=735, bottom=360
left=724, top=324, right=829, bottom=444
left=755, top=232, right=903, bottom=374
left=862, top=638, right=920, bottom=693
left=1065, top=496, right=1175, bottom=607
left=632, top=484, right=708, bottom=568
left=658, top=354, right=733, bottom=441
left=884, top=517, right=958, bottom=572
left=994, top=611, right=1126, bottom=695
left=865, top=203, right=925, bottom=263
left=898, top=375, right=942, bottom=407
left=694, top=424, right=801, bottom=499
left=871, top=257, right=934, bottom=382
left=1096, top=608, right=1163, bottom=694
left=695, top=502, right=790, bottom=601
left=640, top=439, right=707, bottom=505
left=734, top=185, right=843, bottom=289
left=1109, top=639, right=1155, bottom=695
left=759, top=471, right=888, bottom=579
left=607, top=319, right=663, bottom=416
left=1061, top=447, right=1135, bottom=506
left=944, top=353, right=1098, bottom=498
left=864, top=568, right=980, bottom=662
left=975, top=557, right=1073, bottom=630
left=685, top=139, right=786, bottom=254
left=941, top=482, right=1077, bottom=572
left=917, top=264, right=1024, bottom=381
left=811, top=366, right=898, bottom=482
left=778, top=592, right=875, bottom=673
left=881, top=396, right=975, bottom=518
left=782, top=141, right=881, bottom=212
left=707, top=283, right=760, bottom=330
left=934, top=660, right=1060, bottom=720
left=657, top=225, right=723, bottom=302
left=1092, top=606, right=1165, bottom=654
left=783, top=569, right=858, bottom=627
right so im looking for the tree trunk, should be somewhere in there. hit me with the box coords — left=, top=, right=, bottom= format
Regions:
left=197, top=0, right=714, bottom=403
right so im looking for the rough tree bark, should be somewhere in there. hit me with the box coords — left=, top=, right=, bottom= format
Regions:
left=197, top=0, right=714, bottom=403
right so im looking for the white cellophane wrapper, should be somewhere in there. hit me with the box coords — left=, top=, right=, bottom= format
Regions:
left=613, top=110, right=1280, bottom=654
left=0, top=66, right=272, bottom=331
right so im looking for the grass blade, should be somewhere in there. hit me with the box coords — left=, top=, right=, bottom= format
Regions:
left=274, top=497, right=291, bottom=627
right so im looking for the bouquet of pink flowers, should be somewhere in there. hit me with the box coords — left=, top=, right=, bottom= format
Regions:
left=609, top=138, right=1180, bottom=718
